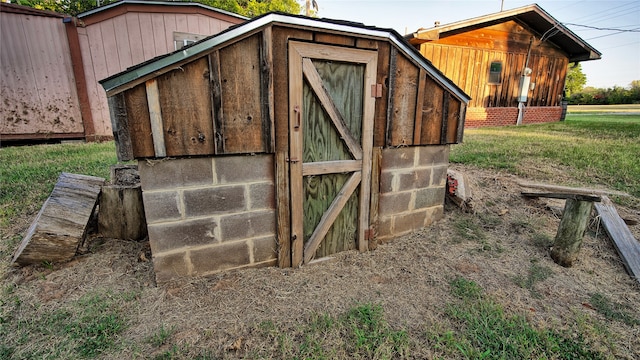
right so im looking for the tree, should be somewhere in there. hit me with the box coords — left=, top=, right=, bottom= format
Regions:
left=565, top=63, right=587, bottom=97
left=16, top=0, right=117, bottom=15
left=15, top=0, right=302, bottom=17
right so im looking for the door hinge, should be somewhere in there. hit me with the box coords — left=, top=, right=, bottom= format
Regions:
left=371, top=84, right=383, bottom=98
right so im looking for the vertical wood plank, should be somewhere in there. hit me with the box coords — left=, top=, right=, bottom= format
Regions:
left=218, top=33, right=265, bottom=153
left=413, top=68, right=426, bottom=145
left=276, top=151, right=291, bottom=267
left=107, top=93, right=133, bottom=161
left=457, top=102, right=467, bottom=143
left=124, top=83, right=154, bottom=157
left=446, top=96, right=460, bottom=143
left=358, top=49, right=377, bottom=253
left=209, top=50, right=224, bottom=154
left=288, top=42, right=304, bottom=268
left=272, top=26, right=313, bottom=152
left=157, top=57, right=215, bottom=156
left=373, top=41, right=390, bottom=147
left=145, top=79, right=166, bottom=157
left=261, top=27, right=275, bottom=153
left=420, top=76, right=444, bottom=144
left=368, top=147, right=382, bottom=250
left=385, top=46, right=397, bottom=147
left=389, top=51, right=420, bottom=146
left=440, top=92, right=450, bottom=144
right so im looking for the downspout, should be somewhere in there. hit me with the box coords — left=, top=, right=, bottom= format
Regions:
left=517, top=36, right=534, bottom=126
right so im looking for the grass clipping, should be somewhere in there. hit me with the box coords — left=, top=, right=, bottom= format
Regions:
left=1, top=165, right=639, bottom=359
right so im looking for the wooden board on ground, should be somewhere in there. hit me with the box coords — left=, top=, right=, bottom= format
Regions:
left=594, top=196, right=640, bottom=283
left=518, top=181, right=630, bottom=197
left=12, top=173, right=105, bottom=265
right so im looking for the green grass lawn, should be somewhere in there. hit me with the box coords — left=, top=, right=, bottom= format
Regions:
left=0, top=142, right=119, bottom=230
left=450, top=112, right=640, bottom=203
left=1, top=109, right=639, bottom=359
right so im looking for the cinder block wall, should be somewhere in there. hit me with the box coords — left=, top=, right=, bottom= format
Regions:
left=376, top=146, right=448, bottom=242
left=139, top=155, right=277, bottom=283
left=465, top=106, right=562, bottom=127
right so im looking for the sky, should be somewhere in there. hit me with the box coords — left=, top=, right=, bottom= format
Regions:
left=313, top=0, right=640, bottom=89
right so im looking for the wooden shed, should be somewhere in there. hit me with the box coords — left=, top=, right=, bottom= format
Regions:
left=101, top=12, right=470, bottom=283
left=0, top=3, right=84, bottom=141
left=0, top=1, right=245, bottom=142
left=406, top=4, right=600, bottom=127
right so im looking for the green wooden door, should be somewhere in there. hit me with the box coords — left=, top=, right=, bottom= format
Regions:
left=288, top=42, right=378, bottom=266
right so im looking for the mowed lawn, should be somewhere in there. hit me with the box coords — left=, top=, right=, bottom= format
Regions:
left=450, top=104, right=640, bottom=204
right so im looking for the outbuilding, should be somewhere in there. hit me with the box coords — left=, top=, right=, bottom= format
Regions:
left=0, top=1, right=245, bottom=142
left=406, top=4, right=600, bottom=127
left=101, top=12, right=470, bottom=283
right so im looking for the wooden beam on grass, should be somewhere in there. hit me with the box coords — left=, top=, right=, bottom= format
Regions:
left=594, top=196, right=640, bottom=283
left=12, top=173, right=105, bottom=265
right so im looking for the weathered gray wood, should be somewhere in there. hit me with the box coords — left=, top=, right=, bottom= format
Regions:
left=107, top=94, right=133, bottom=161
left=518, top=181, right=629, bottom=197
left=98, top=165, right=147, bottom=240
left=522, top=192, right=602, bottom=202
left=98, top=185, right=147, bottom=240
left=594, top=196, right=640, bottom=283
left=550, top=198, right=593, bottom=267
left=12, top=173, right=105, bottom=265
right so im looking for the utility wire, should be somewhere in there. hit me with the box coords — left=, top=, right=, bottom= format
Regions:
left=586, top=27, right=640, bottom=40
left=565, top=23, right=640, bottom=32
left=563, top=1, right=639, bottom=24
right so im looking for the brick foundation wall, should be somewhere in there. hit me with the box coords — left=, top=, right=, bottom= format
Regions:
left=465, top=106, right=562, bottom=128
left=139, top=155, right=277, bottom=283
left=376, top=146, right=448, bottom=242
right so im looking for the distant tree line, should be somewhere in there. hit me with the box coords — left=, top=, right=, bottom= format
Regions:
left=564, top=63, right=639, bottom=105
left=13, top=0, right=301, bottom=17
left=567, top=81, right=640, bottom=105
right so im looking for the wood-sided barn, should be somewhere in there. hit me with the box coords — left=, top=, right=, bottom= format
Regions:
left=101, top=13, right=470, bottom=283
left=406, top=4, right=600, bottom=127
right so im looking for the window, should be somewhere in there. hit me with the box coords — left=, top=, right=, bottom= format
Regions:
left=174, top=32, right=207, bottom=50
left=488, top=61, right=503, bottom=84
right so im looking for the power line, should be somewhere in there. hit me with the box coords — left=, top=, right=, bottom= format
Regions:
left=586, top=27, right=640, bottom=40
left=563, top=1, right=639, bottom=24
left=565, top=23, right=640, bottom=32
left=599, top=40, right=640, bottom=50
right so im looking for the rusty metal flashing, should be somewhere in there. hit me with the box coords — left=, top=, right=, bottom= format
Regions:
left=99, top=13, right=470, bottom=104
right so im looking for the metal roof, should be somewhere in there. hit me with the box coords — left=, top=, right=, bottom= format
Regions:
left=77, top=0, right=248, bottom=20
left=99, top=12, right=470, bottom=103
left=406, top=4, right=601, bottom=63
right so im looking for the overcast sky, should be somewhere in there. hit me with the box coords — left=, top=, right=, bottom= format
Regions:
left=315, top=0, right=640, bottom=89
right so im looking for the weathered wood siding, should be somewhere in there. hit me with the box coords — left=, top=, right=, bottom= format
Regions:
left=420, top=21, right=569, bottom=108
left=111, top=24, right=466, bottom=161
left=79, top=8, right=243, bottom=138
left=0, top=11, right=84, bottom=138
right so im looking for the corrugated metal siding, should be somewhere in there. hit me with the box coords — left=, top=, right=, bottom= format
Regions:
left=0, top=12, right=84, bottom=136
left=81, top=12, right=241, bottom=137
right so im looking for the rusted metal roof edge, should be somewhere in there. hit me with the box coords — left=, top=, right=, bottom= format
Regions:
left=77, top=0, right=248, bottom=20
left=100, top=13, right=470, bottom=103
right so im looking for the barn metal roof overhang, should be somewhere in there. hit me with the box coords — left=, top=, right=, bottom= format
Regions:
left=406, top=4, right=601, bottom=63
left=100, top=12, right=470, bottom=104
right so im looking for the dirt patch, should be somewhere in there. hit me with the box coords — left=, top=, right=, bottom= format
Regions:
left=2, top=164, right=639, bottom=358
